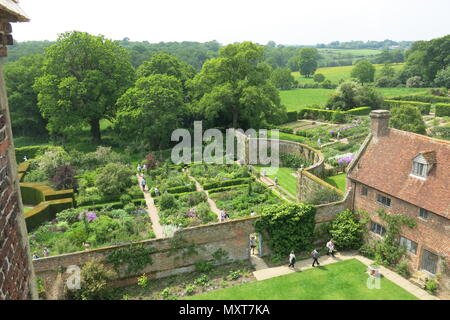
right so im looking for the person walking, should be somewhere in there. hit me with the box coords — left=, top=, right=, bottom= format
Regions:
left=137, top=164, right=142, bottom=175
left=154, top=187, right=159, bottom=196
left=220, top=210, right=226, bottom=222
left=311, top=249, right=320, bottom=267
left=141, top=177, right=147, bottom=192
left=43, top=247, right=50, bottom=257
left=288, top=251, right=296, bottom=269
left=250, top=236, right=257, bottom=255
left=326, top=239, right=335, bottom=257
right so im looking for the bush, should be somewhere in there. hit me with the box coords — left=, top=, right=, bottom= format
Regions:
left=395, top=261, right=411, bottom=278
left=203, top=178, right=252, bottom=190
left=67, top=260, right=115, bottom=300
left=255, top=203, right=316, bottom=255
left=120, top=194, right=132, bottom=206
left=227, top=270, right=242, bottom=281
left=345, top=107, right=372, bottom=116
left=435, top=103, right=450, bottom=117
left=94, top=163, right=133, bottom=195
left=390, top=104, right=426, bottom=134
left=329, top=210, right=366, bottom=250
left=280, top=153, right=307, bottom=168
left=184, top=285, right=196, bottom=296
left=389, top=94, right=450, bottom=104
left=166, top=184, right=196, bottom=194
left=313, top=73, right=325, bottom=83
left=406, top=76, right=424, bottom=88
left=359, top=242, right=376, bottom=259
left=137, top=274, right=150, bottom=288
left=56, top=208, right=83, bottom=224
left=159, top=193, right=177, bottom=210
left=194, top=274, right=210, bottom=286
left=384, top=100, right=431, bottom=115
left=286, top=111, right=298, bottom=122
left=424, top=279, right=438, bottom=295
left=194, top=260, right=214, bottom=273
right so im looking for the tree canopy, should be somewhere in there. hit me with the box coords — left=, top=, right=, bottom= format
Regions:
left=390, top=104, right=426, bottom=135
left=351, top=59, right=375, bottom=84
left=326, top=80, right=383, bottom=111
left=270, top=67, right=296, bottom=90
left=298, top=48, right=319, bottom=77
left=188, top=41, right=285, bottom=129
left=34, top=31, right=135, bottom=142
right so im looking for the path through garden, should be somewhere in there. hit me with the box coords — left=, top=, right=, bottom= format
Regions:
left=186, top=172, right=222, bottom=221
left=136, top=174, right=165, bottom=238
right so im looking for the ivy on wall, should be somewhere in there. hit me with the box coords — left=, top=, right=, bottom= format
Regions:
left=105, top=244, right=156, bottom=276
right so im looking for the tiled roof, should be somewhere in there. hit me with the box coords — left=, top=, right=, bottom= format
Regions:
left=0, top=0, right=29, bottom=22
left=348, top=128, right=450, bottom=218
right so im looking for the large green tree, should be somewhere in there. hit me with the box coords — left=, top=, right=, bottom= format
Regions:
left=390, top=104, right=426, bottom=135
left=270, top=67, right=296, bottom=90
left=34, top=31, right=135, bottom=142
left=351, top=59, right=375, bottom=84
left=4, top=54, right=47, bottom=136
left=326, top=80, right=383, bottom=111
left=189, top=41, right=285, bottom=129
left=298, top=48, right=319, bottom=77
left=114, top=74, right=186, bottom=150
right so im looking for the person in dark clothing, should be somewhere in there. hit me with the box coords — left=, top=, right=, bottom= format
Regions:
left=288, top=251, right=296, bottom=268
left=311, top=249, right=320, bottom=267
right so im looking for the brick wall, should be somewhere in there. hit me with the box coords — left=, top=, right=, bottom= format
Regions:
left=0, top=61, right=37, bottom=300
left=350, top=179, right=450, bottom=291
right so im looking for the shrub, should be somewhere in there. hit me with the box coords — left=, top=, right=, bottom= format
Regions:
left=67, top=260, right=115, bottom=300
left=395, top=261, right=411, bottom=278
left=329, top=210, right=366, bottom=250
left=137, top=274, right=150, bottom=288
left=123, top=203, right=137, bottom=214
left=52, top=165, right=78, bottom=190
left=424, top=279, right=438, bottom=295
left=280, top=153, right=307, bottom=168
left=359, top=242, right=376, bottom=259
left=383, top=100, right=431, bottom=115
left=203, top=178, right=252, bottom=190
left=56, top=208, right=83, bottom=224
left=161, top=288, right=171, bottom=299
left=255, top=203, right=316, bottom=255
left=120, top=194, right=132, bottom=206
left=159, top=193, right=177, bottom=210
left=390, top=104, right=426, bottom=134
left=36, top=148, right=70, bottom=178
left=435, top=103, right=450, bottom=117
left=195, top=260, right=214, bottom=273
left=286, top=111, right=298, bottom=122
left=389, top=94, right=450, bottom=104
left=144, top=152, right=158, bottom=170
left=184, top=285, right=196, bottom=296
left=227, top=270, right=242, bottom=281
left=406, top=76, right=423, bottom=88
left=313, top=73, right=325, bottom=83
left=194, top=274, right=210, bottom=286
left=94, top=163, right=133, bottom=195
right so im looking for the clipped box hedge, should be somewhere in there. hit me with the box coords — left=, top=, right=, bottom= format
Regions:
left=15, top=145, right=61, bottom=162
left=20, top=182, right=74, bottom=205
left=207, top=185, right=248, bottom=194
left=383, top=100, right=431, bottom=115
left=286, top=111, right=298, bottom=123
left=203, top=177, right=253, bottom=190
left=24, top=198, right=74, bottom=231
left=389, top=94, right=450, bottom=104
left=435, top=103, right=450, bottom=117
left=345, top=107, right=372, bottom=116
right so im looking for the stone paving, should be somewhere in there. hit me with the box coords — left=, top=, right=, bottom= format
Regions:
left=136, top=174, right=165, bottom=238
left=250, top=251, right=438, bottom=300
left=187, top=173, right=222, bottom=221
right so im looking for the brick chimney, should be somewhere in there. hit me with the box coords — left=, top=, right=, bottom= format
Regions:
left=370, top=110, right=390, bottom=138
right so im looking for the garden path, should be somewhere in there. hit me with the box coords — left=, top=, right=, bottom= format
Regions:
left=186, top=172, right=222, bottom=221
left=252, top=251, right=438, bottom=300
left=136, top=174, right=165, bottom=238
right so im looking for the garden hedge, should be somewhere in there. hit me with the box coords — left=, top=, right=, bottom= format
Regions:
left=78, top=198, right=146, bottom=211
left=286, top=111, right=298, bottom=123
left=15, top=145, right=61, bottom=162
left=76, top=192, right=143, bottom=207
left=383, top=100, right=431, bottom=115
left=389, top=94, right=450, bottom=104
left=203, top=177, right=253, bottom=190
left=166, top=184, right=197, bottom=194
left=207, top=184, right=249, bottom=194
left=20, top=183, right=74, bottom=205
left=24, top=198, right=74, bottom=231
left=345, top=107, right=372, bottom=116
left=435, top=103, right=450, bottom=117
left=298, top=107, right=371, bottom=123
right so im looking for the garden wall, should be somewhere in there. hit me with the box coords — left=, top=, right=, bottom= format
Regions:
left=297, top=170, right=344, bottom=203
left=33, top=200, right=348, bottom=300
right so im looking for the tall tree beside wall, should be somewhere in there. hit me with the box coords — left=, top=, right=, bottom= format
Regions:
left=34, top=31, right=135, bottom=142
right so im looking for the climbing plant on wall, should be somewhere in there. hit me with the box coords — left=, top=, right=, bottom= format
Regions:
left=255, top=203, right=316, bottom=255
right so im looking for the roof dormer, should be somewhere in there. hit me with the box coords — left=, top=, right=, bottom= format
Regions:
left=411, top=151, right=436, bottom=179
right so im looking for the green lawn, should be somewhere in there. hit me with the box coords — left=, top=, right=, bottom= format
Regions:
left=293, top=63, right=404, bottom=84
left=256, top=166, right=297, bottom=198
left=281, top=87, right=432, bottom=112
left=324, top=173, right=347, bottom=192
left=190, top=259, right=418, bottom=300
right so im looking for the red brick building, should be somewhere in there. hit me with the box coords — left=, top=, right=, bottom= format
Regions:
left=0, top=0, right=37, bottom=299
left=347, top=110, right=449, bottom=290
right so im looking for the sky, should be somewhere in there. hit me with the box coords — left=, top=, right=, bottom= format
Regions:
left=11, top=0, right=450, bottom=45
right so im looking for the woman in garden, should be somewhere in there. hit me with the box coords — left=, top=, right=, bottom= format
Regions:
left=311, top=249, right=320, bottom=267
left=141, top=177, right=147, bottom=192
left=288, top=251, right=296, bottom=268
left=250, top=236, right=257, bottom=255
left=326, top=239, right=336, bottom=257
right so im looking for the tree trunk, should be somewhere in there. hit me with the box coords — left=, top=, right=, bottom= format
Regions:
left=232, top=111, right=238, bottom=129
left=90, top=118, right=101, bottom=143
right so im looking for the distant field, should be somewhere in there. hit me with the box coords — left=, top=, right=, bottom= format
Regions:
left=280, top=87, right=431, bottom=112
left=293, top=63, right=404, bottom=84
left=317, top=48, right=382, bottom=56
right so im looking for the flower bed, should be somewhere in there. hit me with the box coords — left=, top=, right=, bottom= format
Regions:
left=29, top=206, right=154, bottom=257
left=209, top=182, right=284, bottom=219
left=189, top=163, right=251, bottom=185
left=155, top=191, right=217, bottom=227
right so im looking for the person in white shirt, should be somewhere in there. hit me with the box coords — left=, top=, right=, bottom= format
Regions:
left=326, top=239, right=335, bottom=257
left=288, top=251, right=296, bottom=268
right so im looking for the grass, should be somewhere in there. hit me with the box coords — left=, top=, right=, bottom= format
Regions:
left=190, top=259, right=418, bottom=300
left=281, top=87, right=432, bottom=112
left=293, top=63, right=405, bottom=84
left=324, top=173, right=347, bottom=192
left=255, top=166, right=297, bottom=198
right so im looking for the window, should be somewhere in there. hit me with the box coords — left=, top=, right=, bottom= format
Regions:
left=361, top=186, right=368, bottom=196
left=400, top=236, right=418, bottom=254
left=412, top=161, right=427, bottom=178
left=376, top=194, right=391, bottom=207
left=371, top=222, right=386, bottom=236
left=421, top=249, right=439, bottom=274
left=419, top=208, right=429, bottom=220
